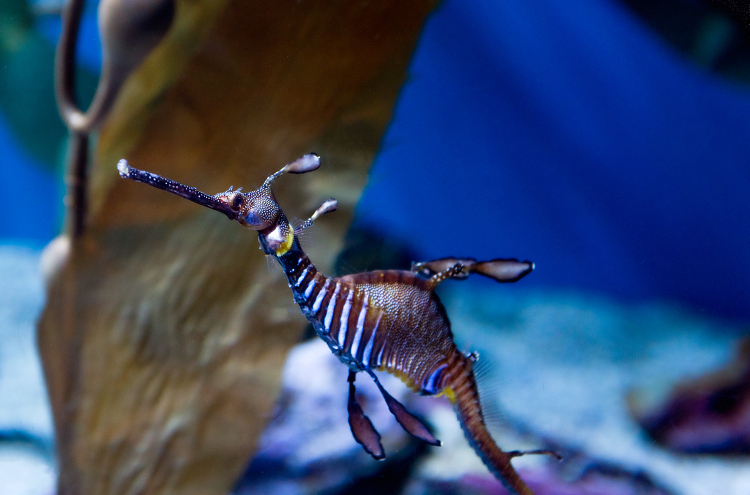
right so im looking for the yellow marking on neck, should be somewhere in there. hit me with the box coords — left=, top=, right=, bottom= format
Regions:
left=275, top=228, right=295, bottom=256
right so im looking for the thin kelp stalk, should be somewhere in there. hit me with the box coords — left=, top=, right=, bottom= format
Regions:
left=61, top=132, right=88, bottom=238
left=118, top=155, right=557, bottom=494
left=54, top=0, right=174, bottom=236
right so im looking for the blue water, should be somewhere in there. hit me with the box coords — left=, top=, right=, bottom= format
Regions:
left=0, top=114, right=60, bottom=244
left=4, top=0, right=750, bottom=321
left=357, top=0, right=750, bottom=321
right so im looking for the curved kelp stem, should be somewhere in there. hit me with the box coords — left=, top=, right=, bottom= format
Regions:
left=54, top=0, right=174, bottom=237
left=55, top=0, right=108, bottom=133
left=55, top=0, right=175, bottom=133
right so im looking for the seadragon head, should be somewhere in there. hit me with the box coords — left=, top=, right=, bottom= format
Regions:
left=117, top=153, right=336, bottom=257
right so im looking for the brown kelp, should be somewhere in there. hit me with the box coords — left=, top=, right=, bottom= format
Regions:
left=39, top=1, right=438, bottom=493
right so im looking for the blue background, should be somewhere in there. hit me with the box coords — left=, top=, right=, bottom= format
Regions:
left=357, top=0, right=750, bottom=323
left=4, top=0, right=750, bottom=322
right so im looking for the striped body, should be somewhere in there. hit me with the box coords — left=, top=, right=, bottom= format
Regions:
left=276, top=242, right=537, bottom=494
left=281, top=248, right=457, bottom=395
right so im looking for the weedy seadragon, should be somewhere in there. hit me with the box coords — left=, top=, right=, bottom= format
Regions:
left=117, top=154, right=556, bottom=495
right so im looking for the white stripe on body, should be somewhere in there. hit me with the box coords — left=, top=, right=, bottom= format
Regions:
left=294, top=266, right=309, bottom=287
left=337, top=289, right=354, bottom=348
left=324, top=282, right=341, bottom=332
left=361, top=313, right=382, bottom=367
left=303, top=275, right=317, bottom=300
left=375, top=324, right=388, bottom=367
left=349, top=293, right=368, bottom=357
left=311, top=279, right=330, bottom=315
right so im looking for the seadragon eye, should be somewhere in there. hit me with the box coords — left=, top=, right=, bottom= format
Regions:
left=240, top=195, right=279, bottom=231
left=232, top=194, right=244, bottom=210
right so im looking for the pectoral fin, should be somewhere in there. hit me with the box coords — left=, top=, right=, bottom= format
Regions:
left=369, top=371, right=441, bottom=446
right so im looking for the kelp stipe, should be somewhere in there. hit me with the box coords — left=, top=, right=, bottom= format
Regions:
left=118, top=155, right=555, bottom=495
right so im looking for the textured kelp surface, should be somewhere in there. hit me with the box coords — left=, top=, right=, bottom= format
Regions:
left=37, top=1, right=437, bottom=493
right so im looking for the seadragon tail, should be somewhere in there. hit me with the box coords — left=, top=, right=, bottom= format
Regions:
left=444, top=352, right=534, bottom=495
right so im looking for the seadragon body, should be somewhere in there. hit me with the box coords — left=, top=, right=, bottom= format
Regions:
left=117, top=154, right=549, bottom=495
